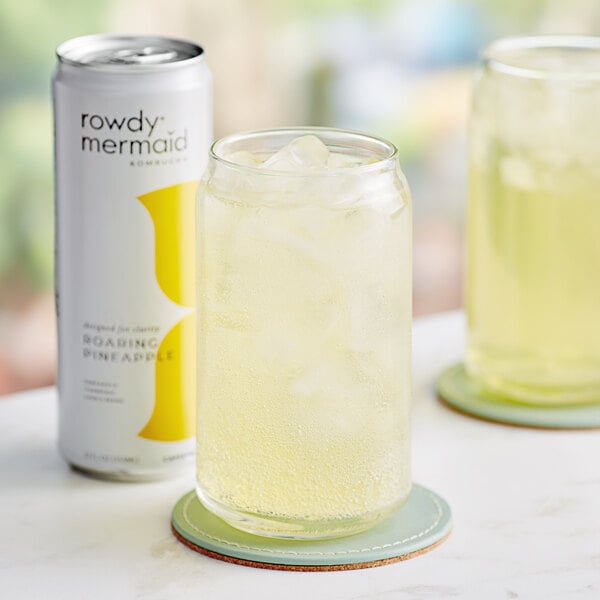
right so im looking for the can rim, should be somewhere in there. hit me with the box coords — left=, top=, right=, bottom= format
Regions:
left=210, top=127, right=399, bottom=177
left=483, top=34, right=600, bottom=80
left=56, top=34, right=204, bottom=72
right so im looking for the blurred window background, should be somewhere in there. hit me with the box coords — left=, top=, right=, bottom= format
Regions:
left=1, top=0, right=599, bottom=395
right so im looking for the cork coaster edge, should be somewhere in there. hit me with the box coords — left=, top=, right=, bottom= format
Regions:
left=171, top=523, right=452, bottom=572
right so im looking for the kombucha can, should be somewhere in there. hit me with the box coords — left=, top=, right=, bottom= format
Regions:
left=53, top=35, right=212, bottom=479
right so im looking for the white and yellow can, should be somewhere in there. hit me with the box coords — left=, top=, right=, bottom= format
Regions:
left=53, top=35, right=212, bottom=479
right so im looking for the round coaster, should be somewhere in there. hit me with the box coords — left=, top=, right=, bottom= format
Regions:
left=171, top=484, right=452, bottom=571
left=437, top=363, right=600, bottom=429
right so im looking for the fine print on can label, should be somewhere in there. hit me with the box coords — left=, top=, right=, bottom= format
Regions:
left=53, top=35, right=212, bottom=480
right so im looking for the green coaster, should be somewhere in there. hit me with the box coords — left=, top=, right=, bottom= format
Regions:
left=171, top=484, right=452, bottom=571
left=437, top=363, right=600, bottom=429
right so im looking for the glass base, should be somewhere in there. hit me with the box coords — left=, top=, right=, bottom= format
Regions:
left=172, top=484, right=452, bottom=570
left=465, top=355, right=600, bottom=406
left=437, top=363, right=600, bottom=429
left=470, top=373, right=600, bottom=406
left=195, top=486, right=410, bottom=540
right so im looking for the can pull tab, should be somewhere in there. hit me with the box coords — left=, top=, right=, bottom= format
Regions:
left=109, top=47, right=178, bottom=64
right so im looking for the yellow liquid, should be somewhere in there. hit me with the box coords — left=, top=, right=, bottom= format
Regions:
left=467, top=150, right=600, bottom=404
left=196, top=183, right=412, bottom=538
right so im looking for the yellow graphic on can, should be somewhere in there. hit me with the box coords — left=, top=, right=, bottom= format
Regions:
left=136, top=181, right=198, bottom=441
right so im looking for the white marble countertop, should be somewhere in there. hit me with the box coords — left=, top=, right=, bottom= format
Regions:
left=1, top=311, right=599, bottom=599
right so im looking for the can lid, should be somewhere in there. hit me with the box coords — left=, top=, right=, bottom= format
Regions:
left=56, top=34, right=203, bottom=71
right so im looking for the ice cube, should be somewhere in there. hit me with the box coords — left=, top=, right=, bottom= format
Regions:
left=327, top=170, right=405, bottom=216
left=327, top=151, right=373, bottom=169
left=372, top=191, right=405, bottom=217
left=262, top=135, right=329, bottom=171
left=499, top=156, right=536, bottom=190
left=228, top=150, right=263, bottom=167
left=288, top=358, right=371, bottom=434
left=377, top=169, right=409, bottom=216
left=327, top=152, right=355, bottom=169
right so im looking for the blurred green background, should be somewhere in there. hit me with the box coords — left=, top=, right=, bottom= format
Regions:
left=1, top=0, right=598, bottom=394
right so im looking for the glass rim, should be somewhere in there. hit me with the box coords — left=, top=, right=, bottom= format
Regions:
left=209, top=126, right=398, bottom=177
left=484, top=34, right=600, bottom=80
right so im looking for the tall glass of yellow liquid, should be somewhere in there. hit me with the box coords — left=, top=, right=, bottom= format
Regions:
left=467, top=36, right=600, bottom=405
left=196, top=128, right=412, bottom=539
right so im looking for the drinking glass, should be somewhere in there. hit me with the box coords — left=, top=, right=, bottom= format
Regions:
left=467, top=36, right=600, bottom=405
left=195, top=128, right=412, bottom=538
